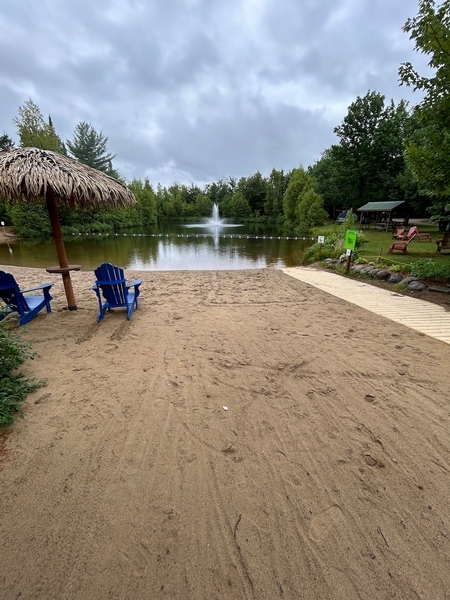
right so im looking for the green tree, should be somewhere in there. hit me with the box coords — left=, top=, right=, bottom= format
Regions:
left=67, top=121, right=119, bottom=178
left=308, top=147, right=346, bottom=216
left=283, top=167, right=316, bottom=229
left=184, top=183, right=202, bottom=206
left=0, top=133, right=14, bottom=150
left=333, top=91, right=411, bottom=207
left=7, top=203, right=52, bottom=238
left=296, top=189, right=328, bottom=235
left=264, top=168, right=289, bottom=221
left=129, top=178, right=157, bottom=226
left=237, top=172, right=267, bottom=216
left=155, top=184, right=172, bottom=219
left=194, top=193, right=212, bottom=217
left=227, top=191, right=252, bottom=220
left=399, top=0, right=450, bottom=204
left=165, top=184, right=184, bottom=219
left=14, top=99, right=65, bottom=152
left=399, top=0, right=450, bottom=104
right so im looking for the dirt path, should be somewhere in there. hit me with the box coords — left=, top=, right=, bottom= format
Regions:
left=1, top=267, right=450, bottom=599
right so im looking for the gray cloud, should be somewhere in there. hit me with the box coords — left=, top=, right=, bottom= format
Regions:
left=0, top=0, right=429, bottom=186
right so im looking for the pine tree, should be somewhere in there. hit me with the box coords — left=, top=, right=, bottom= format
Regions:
left=0, top=133, right=14, bottom=150
left=67, top=122, right=119, bottom=178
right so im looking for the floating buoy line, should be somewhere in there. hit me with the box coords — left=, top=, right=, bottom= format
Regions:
left=70, top=232, right=316, bottom=241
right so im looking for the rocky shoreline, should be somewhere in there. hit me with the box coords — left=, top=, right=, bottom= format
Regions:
left=323, top=257, right=450, bottom=308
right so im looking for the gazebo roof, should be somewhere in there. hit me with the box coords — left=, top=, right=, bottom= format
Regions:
left=357, top=201, right=405, bottom=212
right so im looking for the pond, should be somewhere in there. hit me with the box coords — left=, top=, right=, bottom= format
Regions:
left=0, top=221, right=314, bottom=271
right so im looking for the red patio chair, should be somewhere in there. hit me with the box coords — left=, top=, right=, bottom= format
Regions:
left=415, top=231, right=432, bottom=242
left=397, top=226, right=431, bottom=242
left=388, top=234, right=417, bottom=254
left=392, top=226, right=406, bottom=239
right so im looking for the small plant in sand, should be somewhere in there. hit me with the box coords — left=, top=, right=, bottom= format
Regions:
left=0, top=318, right=45, bottom=425
left=395, top=282, right=408, bottom=293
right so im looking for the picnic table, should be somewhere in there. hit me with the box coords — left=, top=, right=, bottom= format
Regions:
left=373, top=222, right=396, bottom=231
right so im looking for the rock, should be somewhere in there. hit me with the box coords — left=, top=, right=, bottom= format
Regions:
left=364, top=454, right=377, bottom=467
left=375, top=270, right=390, bottom=280
left=351, top=264, right=366, bottom=272
left=388, top=273, right=403, bottom=283
left=408, top=280, right=427, bottom=291
left=322, top=261, right=434, bottom=296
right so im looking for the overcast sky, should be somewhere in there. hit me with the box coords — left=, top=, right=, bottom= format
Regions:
left=0, top=0, right=428, bottom=187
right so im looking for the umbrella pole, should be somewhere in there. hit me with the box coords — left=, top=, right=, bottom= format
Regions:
left=46, top=189, right=77, bottom=311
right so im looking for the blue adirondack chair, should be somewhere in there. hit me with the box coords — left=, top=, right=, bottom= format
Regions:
left=92, top=263, right=142, bottom=322
left=0, top=271, right=53, bottom=325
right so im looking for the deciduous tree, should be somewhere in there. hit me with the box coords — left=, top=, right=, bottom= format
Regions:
left=399, top=0, right=450, bottom=202
left=227, top=191, right=252, bottom=220
left=296, top=189, right=328, bottom=235
left=237, top=172, right=267, bottom=216
left=264, top=168, right=289, bottom=222
left=333, top=91, right=411, bottom=207
left=283, top=167, right=316, bottom=230
left=308, top=147, right=346, bottom=216
left=14, top=99, right=65, bottom=153
left=128, top=178, right=157, bottom=226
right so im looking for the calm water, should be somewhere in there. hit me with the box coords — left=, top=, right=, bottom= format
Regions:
left=0, top=222, right=314, bottom=271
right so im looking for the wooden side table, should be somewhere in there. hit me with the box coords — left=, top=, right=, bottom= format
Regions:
left=46, top=265, right=82, bottom=310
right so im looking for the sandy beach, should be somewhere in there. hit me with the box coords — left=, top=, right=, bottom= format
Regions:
left=1, top=264, right=450, bottom=599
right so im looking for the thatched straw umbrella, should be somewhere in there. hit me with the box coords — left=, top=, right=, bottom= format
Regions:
left=0, top=147, right=136, bottom=310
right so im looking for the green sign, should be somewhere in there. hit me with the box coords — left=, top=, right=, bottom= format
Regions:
left=344, top=230, right=357, bottom=250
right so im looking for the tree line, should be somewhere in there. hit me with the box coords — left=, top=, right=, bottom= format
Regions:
left=311, top=0, right=450, bottom=230
left=1, top=0, right=449, bottom=236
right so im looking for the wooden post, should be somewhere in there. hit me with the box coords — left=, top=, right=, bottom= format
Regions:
left=345, top=249, right=352, bottom=273
left=46, top=188, right=77, bottom=311
left=317, top=235, right=325, bottom=260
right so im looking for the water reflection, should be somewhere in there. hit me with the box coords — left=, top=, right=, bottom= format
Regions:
left=0, top=223, right=314, bottom=271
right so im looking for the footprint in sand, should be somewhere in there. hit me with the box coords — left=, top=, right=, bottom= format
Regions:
left=309, top=505, right=344, bottom=542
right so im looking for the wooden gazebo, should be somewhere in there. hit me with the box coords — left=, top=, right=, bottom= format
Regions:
left=356, top=201, right=405, bottom=231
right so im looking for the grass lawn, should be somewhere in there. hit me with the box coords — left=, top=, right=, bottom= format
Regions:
left=314, top=221, right=450, bottom=277
left=358, top=226, right=440, bottom=264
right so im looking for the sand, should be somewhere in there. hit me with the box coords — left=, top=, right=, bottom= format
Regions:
left=1, top=265, right=450, bottom=600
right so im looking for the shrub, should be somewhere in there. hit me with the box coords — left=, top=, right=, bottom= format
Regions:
left=0, top=320, right=45, bottom=425
left=302, top=230, right=367, bottom=264
left=409, top=258, right=450, bottom=282
left=7, top=203, right=52, bottom=238
left=388, top=263, right=404, bottom=273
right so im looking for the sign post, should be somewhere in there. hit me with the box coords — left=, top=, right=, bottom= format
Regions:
left=344, top=230, right=357, bottom=273
left=317, top=235, right=324, bottom=260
